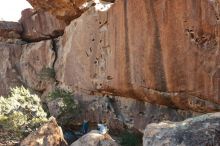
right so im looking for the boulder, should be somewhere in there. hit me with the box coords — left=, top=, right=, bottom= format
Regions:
left=0, top=21, right=22, bottom=40
left=20, top=117, right=68, bottom=146
left=26, top=0, right=115, bottom=23
left=20, top=40, right=55, bottom=91
left=26, top=0, right=87, bottom=23
left=55, top=0, right=220, bottom=112
left=143, top=112, right=220, bottom=146
left=70, top=130, right=119, bottom=146
left=20, top=8, right=67, bottom=42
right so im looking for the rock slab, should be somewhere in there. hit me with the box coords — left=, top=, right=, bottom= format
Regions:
left=20, top=40, right=55, bottom=91
left=143, top=112, right=220, bottom=146
left=0, top=21, right=22, bottom=39
left=70, top=130, right=119, bottom=146
left=20, top=8, right=67, bottom=41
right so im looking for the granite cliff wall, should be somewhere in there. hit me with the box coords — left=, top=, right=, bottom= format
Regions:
left=0, top=0, right=220, bottom=113
left=54, top=0, right=220, bottom=112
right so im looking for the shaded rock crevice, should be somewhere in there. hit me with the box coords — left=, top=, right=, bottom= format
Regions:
left=51, top=38, right=59, bottom=70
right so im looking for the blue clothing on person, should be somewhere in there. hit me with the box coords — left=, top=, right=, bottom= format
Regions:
left=97, top=124, right=108, bottom=134
left=81, top=120, right=89, bottom=134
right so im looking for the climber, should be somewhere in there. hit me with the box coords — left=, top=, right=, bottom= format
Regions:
left=81, top=120, right=89, bottom=134
left=97, top=123, right=108, bottom=134
left=97, top=122, right=116, bottom=141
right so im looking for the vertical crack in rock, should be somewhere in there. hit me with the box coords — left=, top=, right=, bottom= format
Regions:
left=51, top=39, right=58, bottom=69
left=123, top=0, right=132, bottom=88
left=51, top=38, right=60, bottom=85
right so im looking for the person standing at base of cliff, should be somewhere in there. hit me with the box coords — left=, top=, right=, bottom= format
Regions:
left=81, top=120, right=89, bottom=134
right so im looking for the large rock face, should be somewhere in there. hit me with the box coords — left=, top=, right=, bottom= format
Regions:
left=143, top=112, right=220, bottom=146
left=55, top=0, right=220, bottom=112
left=20, top=40, right=55, bottom=91
left=20, top=9, right=67, bottom=42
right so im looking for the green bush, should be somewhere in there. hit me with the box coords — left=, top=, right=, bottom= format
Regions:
left=47, top=88, right=80, bottom=126
left=48, top=88, right=77, bottom=113
left=119, top=131, right=142, bottom=146
left=39, top=67, right=56, bottom=79
left=0, top=86, right=48, bottom=139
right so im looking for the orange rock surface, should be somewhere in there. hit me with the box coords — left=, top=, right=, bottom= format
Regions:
left=55, top=0, right=220, bottom=112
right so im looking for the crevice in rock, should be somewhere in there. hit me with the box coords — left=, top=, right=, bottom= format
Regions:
left=50, top=38, right=60, bottom=87
left=51, top=38, right=58, bottom=69
left=21, top=30, right=64, bottom=43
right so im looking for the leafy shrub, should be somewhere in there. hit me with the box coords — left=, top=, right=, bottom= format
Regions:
left=119, top=131, right=142, bottom=146
left=0, top=86, right=48, bottom=140
left=39, top=67, right=56, bottom=79
left=48, top=88, right=78, bottom=113
left=47, top=88, right=80, bottom=126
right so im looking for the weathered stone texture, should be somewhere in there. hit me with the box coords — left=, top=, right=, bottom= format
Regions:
left=55, top=0, right=220, bottom=112
left=0, top=21, right=23, bottom=40
left=20, top=117, right=68, bottom=146
left=70, top=130, right=119, bottom=146
left=143, top=112, right=220, bottom=146
left=20, top=8, right=67, bottom=41
left=0, top=43, right=22, bottom=96
left=26, top=0, right=87, bottom=23
left=26, top=0, right=115, bottom=23
left=20, top=40, right=55, bottom=91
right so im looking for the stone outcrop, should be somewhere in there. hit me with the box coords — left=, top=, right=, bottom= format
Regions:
left=20, top=40, right=56, bottom=91
left=0, top=21, right=23, bottom=40
left=20, top=117, right=68, bottom=146
left=55, top=0, right=220, bottom=112
left=143, top=112, right=220, bottom=146
left=26, top=0, right=87, bottom=23
left=26, top=0, right=115, bottom=23
left=70, top=130, right=119, bottom=146
left=20, top=9, right=67, bottom=42
left=0, top=0, right=220, bottom=145
left=0, top=43, right=23, bottom=96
